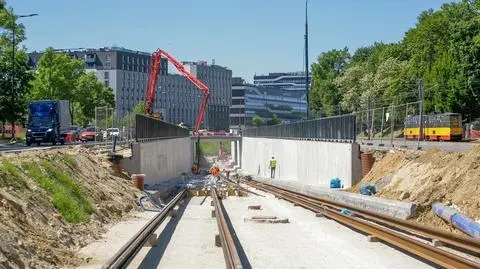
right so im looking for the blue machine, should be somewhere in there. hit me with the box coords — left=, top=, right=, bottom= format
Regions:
left=360, top=184, right=376, bottom=196
left=330, top=178, right=341, bottom=189
left=26, top=100, right=71, bottom=146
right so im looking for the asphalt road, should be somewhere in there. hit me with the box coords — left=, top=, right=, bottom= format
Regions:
left=0, top=141, right=115, bottom=153
left=358, top=138, right=477, bottom=152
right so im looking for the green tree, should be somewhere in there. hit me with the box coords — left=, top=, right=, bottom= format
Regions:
left=252, top=114, right=264, bottom=127
left=30, top=49, right=115, bottom=125
left=309, top=48, right=350, bottom=116
left=266, top=113, right=281, bottom=125
left=29, top=47, right=84, bottom=122
left=0, top=2, right=33, bottom=137
left=75, top=72, right=115, bottom=127
left=403, top=0, right=480, bottom=119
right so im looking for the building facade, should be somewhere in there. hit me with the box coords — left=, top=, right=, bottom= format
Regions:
left=29, top=47, right=232, bottom=131
left=230, top=72, right=309, bottom=131
left=184, top=61, right=232, bottom=131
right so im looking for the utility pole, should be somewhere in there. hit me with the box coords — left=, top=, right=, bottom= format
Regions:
left=304, top=0, right=310, bottom=119
left=417, top=79, right=423, bottom=150
left=367, top=96, right=371, bottom=140
left=10, top=14, right=38, bottom=138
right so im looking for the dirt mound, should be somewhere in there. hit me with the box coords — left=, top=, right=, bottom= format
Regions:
left=0, top=146, right=140, bottom=269
left=351, top=146, right=480, bottom=233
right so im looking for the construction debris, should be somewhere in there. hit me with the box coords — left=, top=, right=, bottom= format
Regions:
left=351, top=146, right=480, bottom=233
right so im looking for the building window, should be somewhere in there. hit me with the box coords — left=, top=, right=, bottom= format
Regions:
left=127, top=56, right=130, bottom=63
left=106, top=54, right=111, bottom=61
left=122, top=55, right=125, bottom=62
left=104, top=72, right=109, bottom=79
left=104, top=80, right=109, bottom=87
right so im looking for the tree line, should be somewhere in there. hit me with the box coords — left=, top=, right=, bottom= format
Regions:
left=0, top=1, right=114, bottom=136
left=309, top=0, right=480, bottom=122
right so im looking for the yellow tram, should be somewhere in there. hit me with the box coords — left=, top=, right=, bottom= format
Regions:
left=404, top=113, right=463, bottom=141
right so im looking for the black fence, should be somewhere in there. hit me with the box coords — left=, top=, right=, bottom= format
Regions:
left=135, top=114, right=189, bottom=141
left=243, top=114, right=356, bottom=142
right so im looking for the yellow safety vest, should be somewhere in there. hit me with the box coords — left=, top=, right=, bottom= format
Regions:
left=270, top=159, right=277, bottom=168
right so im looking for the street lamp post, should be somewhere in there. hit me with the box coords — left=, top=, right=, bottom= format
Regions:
left=11, top=13, right=37, bottom=138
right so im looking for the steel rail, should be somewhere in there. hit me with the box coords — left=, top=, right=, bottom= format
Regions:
left=211, top=189, right=243, bottom=269
left=248, top=180, right=480, bottom=254
left=247, top=181, right=480, bottom=269
left=102, top=190, right=186, bottom=269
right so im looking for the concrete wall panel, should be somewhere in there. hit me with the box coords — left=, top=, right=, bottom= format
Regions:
left=123, top=137, right=193, bottom=185
left=242, top=137, right=361, bottom=188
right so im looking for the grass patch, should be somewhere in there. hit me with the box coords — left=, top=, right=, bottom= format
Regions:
left=198, top=141, right=231, bottom=156
left=57, top=154, right=77, bottom=168
left=0, top=160, right=28, bottom=188
left=21, top=160, right=93, bottom=223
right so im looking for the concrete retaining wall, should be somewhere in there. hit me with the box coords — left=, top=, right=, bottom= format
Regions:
left=122, top=137, right=193, bottom=185
left=254, top=178, right=416, bottom=220
left=241, top=137, right=362, bottom=188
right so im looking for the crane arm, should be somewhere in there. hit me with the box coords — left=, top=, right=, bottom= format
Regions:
left=144, top=49, right=210, bottom=134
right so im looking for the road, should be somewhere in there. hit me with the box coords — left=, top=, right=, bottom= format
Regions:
left=359, top=138, right=477, bottom=152
left=0, top=140, right=119, bottom=153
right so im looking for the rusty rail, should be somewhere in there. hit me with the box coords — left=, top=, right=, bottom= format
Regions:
left=211, top=188, right=243, bottom=269
left=247, top=180, right=480, bottom=269
left=102, top=190, right=186, bottom=269
left=249, top=181, right=480, bottom=253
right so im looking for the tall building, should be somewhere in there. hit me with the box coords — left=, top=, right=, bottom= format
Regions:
left=229, top=72, right=309, bottom=131
left=28, top=47, right=232, bottom=130
left=184, top=61, right=232, bottom=131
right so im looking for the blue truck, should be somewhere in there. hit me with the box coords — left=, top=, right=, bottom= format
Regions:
left=26, top=100, right=71, bottom=146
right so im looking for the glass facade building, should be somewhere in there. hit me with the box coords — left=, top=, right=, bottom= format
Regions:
left=230, top=72, right=309, bottom=131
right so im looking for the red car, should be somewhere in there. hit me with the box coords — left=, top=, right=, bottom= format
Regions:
left=80, top=127, right=99, bottom=142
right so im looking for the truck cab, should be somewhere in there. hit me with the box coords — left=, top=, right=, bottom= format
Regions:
left=26, top=100, right=71, bottom=146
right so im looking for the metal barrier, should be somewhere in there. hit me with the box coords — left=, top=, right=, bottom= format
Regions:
left=135, top=114, right=189, bottom=141
left=243, top=114, right=356, bottom=142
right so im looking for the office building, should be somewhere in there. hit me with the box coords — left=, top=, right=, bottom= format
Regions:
left=28, top=47, right=232, bottom=130
left=230, top=72, right=309, bottom=131
left=184, top=61, right=232, bottom=131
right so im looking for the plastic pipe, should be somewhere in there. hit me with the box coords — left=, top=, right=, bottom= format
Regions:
left=432, top=202, right=480, bottom=239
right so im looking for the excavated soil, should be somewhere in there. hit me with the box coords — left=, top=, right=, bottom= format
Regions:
left=0, top=146, right=140, bottom=269
left=351, top=146, right=480, bottom=233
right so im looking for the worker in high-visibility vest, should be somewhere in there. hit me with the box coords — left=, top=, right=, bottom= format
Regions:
left=269, top=156, right=277, bottom=179
left=210, top=161, right=220, bottom=181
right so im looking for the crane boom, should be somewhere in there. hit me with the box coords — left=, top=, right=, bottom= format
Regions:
left=144, top=49, right=210, bottom=134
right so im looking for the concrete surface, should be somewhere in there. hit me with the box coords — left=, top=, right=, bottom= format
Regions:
left=75, top=211, right=158, bottom=269
left=241, top=137, right=362, bottom=188
left=254, top=178, right=416, bottom=220
left=122, top=137, right=193, bottom=185
left=128, top=196, right=225, bottom=269
left=223, top=188, right=433, bottom=269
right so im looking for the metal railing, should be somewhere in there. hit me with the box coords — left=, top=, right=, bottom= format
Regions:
left=135, top=114, right=189, bottom=141
left=243, top=114, right=356, bottom=142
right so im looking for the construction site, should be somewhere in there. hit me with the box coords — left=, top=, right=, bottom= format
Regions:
left=0, top=135, right=479, bottom=268
left=2, top=0, right=480, bottom=267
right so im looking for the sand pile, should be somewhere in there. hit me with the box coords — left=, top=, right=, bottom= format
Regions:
left=0, top=146, right=140, bottom=269
left=351, top=146, right=480, bottom=233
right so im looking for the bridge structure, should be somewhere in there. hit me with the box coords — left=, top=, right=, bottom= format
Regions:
left=122, top=113, right=362, bottom=189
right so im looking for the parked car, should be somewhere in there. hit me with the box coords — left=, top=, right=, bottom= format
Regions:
left=69, top=125, right=81, bottom=141
left=103, top=128, right=120, bottom=140
left=80, top=127, right=99, bottom=142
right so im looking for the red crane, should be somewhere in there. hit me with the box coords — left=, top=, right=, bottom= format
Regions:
left=144, top=49, right=210, bottom=134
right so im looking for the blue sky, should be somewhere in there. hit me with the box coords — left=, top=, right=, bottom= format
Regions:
left=11, top=0, right=452, bottom=82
